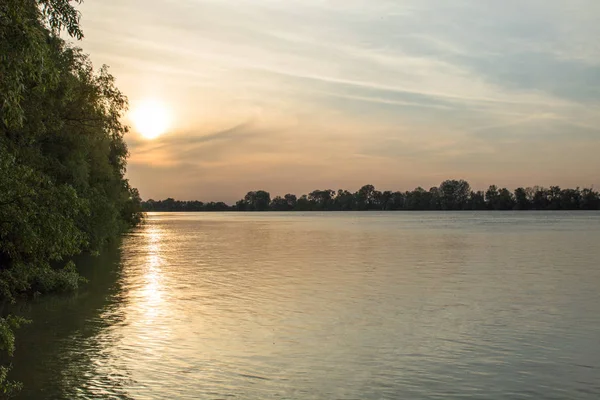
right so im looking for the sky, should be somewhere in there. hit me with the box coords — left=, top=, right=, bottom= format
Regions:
left=76, top=0, right=600, bottom=202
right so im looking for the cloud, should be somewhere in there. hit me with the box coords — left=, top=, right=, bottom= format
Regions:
left=76, top=0, right=600, bottom=200
left=128, top=122, right=254, bottom=150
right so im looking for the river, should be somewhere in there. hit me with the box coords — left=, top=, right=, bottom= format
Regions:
left=10, top=212, right=600, bottom=399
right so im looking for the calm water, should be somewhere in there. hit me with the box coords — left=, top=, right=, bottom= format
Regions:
left=10, top=212, right=600, bottom=399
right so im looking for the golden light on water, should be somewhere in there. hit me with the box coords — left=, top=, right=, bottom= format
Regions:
left=141, top=227, right=165, bottom=320
left=142, top=255, right=163, bottom=318
left=131, top=99, right=171, bottom=139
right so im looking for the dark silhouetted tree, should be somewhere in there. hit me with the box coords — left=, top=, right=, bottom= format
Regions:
left=242, top=190, right=271, bottom=211
left=496, top=188, right=516, bottom=210
left=514, top=188, right=530, bottom=210
left=295, top=195, right=311, bottom=211
left=531, top=187, right=549, bottom=210
left=439, top=179, right=471, bottom=210
left=485, top=185, right=499, bottom=210
left=468, top=191, right=486, bottom=210
left=560, top=188, right=581, bottom=210
left=581, top=188, right=600, bottom=210
left=308, top=189, right=335, bottom=210
left=270, top=196, right=289, bottom=211
left=334, top=190, right=355, bottom=210
left=284, top=194, right=297, bottom=210
left=142, top=182, right=600, bottom=213
left=548, top=186, right=562, bottom=210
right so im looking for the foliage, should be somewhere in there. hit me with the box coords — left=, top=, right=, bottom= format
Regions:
left=0, top=316, right=30, bottom=357
left=142, top=181, right=600, bottom=212
left=0, top=366, right=22, bottom=399
left=1, top=0, right=142, bottom=395
left=439, top=180, right=470, bottom=210
left=144, top=198, right=231, bottom=212
left=0, top=316, right=29, bottom=398
left=0, top=0, right=84, bottom=127
left=241, top=190, right=271, bottom=211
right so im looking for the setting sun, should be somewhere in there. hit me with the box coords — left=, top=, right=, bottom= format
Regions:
left=131, top=99, right=171, bottom=139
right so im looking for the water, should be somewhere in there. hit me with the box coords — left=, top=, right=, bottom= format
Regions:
left=10, top=212, right=600, bottom=399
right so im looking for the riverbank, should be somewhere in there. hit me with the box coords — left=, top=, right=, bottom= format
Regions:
left=142, top=182, right=600, bottom=212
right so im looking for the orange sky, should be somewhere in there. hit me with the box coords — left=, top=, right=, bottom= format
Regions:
left=75, top=0, right=600, bottom=202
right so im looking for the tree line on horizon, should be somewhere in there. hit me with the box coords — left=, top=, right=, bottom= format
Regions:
left=141, top=180, right=600, bottom=212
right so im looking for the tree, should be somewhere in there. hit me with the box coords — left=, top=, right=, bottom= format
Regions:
left=356, top=184, right=375, bottom=210
left=141, top=182, right=600, bottom=213
left=1, top=0, right=84, bottom=127
left=243, top=191, right=271, bottom=211
left=235, top=199, right=248, bottom=211
left=406, top=187, right=436, bottom=210
left=377, top=191, right=394, bottom=210
left=0, top=50, right=143, bottom=261
left=581, top=188, right=600, bottom=210
left=531, top=187, right=549, bottom=210
left=468, top=191, right=486, bottom=210
left=496, top=188, right=516, bottom=210
left=334, top=190, right=355, bottom=211
left=514, top=188, right=530, bottom=210
left=389, top=191, right=405, bottom=210
left=560, top=188, right=581, bottom=210
left=1, top=1, right=143, bottom=393
left=308, top=189, right=335, bottom=210
left=439, top=179, right=471, bottom=210
left=270, top=196, right=289, bottom=211
left=548, top=186, right=562, bottom=210
left=485, top=185, right=499, bottom=210
left=205, top=202, right=229, bottom=212
left=295, top=195, right=311, bottom=211
left=284, top=194, right=297, bottom=210
left=428, top=187, right=441, bottom=210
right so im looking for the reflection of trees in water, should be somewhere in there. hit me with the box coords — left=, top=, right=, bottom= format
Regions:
left=11, top=243, right=136, bottom=399
left=55, top=327, right=135, bottom=400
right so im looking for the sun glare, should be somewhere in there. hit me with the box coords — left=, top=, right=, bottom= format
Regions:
left=131, top=99, right=171, bottom=139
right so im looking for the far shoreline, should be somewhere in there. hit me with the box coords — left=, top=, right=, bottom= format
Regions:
left=141, top=180, right=600, bottom=212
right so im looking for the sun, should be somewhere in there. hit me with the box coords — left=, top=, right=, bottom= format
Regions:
left=131, top=99, right=171, bottom=139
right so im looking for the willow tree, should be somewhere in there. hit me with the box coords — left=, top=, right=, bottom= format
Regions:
left=1, top=0, right=83, bottom=127
left=1, top=1, right=142, bottom=395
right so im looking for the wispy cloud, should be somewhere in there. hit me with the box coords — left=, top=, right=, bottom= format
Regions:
left=78, top=0, right=600, bottom=200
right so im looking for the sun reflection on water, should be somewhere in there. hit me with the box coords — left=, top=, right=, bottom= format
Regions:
left=140, top=227, right=166, bottom=321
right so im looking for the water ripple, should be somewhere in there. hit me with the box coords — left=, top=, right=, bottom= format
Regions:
left=11, top=212, right=600, bottom=399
